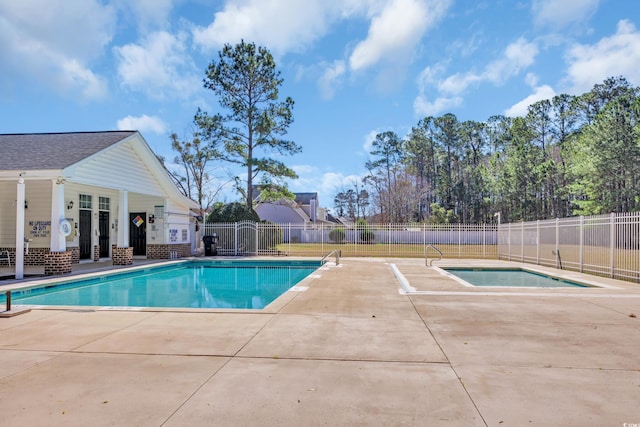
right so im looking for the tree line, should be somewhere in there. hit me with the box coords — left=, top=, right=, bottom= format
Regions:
left=334, top=76, right=640, bottom=224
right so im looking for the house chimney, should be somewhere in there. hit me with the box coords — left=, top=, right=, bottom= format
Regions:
left=310, top=198, right=317, bottom=222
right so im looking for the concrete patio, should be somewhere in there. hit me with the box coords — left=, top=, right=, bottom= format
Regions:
left=1, top=258, right=639, bottom=426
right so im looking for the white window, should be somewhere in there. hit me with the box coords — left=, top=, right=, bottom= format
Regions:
left=79, top=194, right=92, bottom=210
left=99, top=196, right=110, bottom=211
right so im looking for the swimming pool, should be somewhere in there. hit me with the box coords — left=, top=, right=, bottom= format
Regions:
left=1, top=260, right=322, bottom=309
left=442, top=267, right=592, bottom=288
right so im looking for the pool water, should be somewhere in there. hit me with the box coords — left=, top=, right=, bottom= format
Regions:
left=443, top=268, right=590, bottom=288
left=1, top=260, right=322, bottom=309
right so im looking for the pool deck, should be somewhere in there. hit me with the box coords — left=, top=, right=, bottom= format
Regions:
left=1, top=257, right=639, bottom=426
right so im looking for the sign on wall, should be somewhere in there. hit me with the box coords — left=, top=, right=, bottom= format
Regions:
left=28, top=220, right=51, bottom=238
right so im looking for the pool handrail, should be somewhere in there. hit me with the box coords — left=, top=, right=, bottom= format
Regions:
left=321, top=249, right=341, bottom=265
left=425, top=244, right=443, bottom=267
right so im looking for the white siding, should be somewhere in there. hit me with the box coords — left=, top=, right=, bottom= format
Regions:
left=66, top=141, right=166, bottom=196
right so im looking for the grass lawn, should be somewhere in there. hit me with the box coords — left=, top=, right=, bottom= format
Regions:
left=273, top=243, right=498, bottom=259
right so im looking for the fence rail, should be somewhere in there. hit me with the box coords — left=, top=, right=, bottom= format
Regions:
left=498, top=212, right=640, bottom=282
left=202, top=222, right=497, bottom=259
left=202, top=212, right=640, bottom=283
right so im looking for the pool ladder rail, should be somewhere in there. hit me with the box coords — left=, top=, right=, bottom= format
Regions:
left=425, top=244, right=443, bottom=267
left=321, top=249, right=341, bottom=265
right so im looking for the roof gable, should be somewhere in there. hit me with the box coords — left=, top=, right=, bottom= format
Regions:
left=0, top=131, right=137, bottom=170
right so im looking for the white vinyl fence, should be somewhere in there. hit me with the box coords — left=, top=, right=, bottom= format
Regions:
left=201, top=222, right=497, bottom=259
left=498, top=212, right=640, bottom=282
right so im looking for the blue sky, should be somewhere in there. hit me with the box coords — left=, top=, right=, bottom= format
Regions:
left=2, top=0, right=640, bottom=212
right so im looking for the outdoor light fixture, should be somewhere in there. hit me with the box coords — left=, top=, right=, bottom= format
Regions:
left=67, top=201, right=74, bottom=210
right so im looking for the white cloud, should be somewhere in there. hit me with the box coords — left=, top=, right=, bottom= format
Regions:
left=363, top=130, right=379, bottom=153
left=504, top=85, right=556, bottom=117
left=483, top=38, right=539, bottom=84
left=349, top=0, right=451, bottom=71
left=114, top=31, right=200, bottom=100
left=318, top=60, right=346, bottom=100
left=413, top=37, right=538, bottom=116
left=192, top=0, right=338, bottom=55
left=0, top=0, right=115, bottom=99
left=532, top=0, right=599, bottom=28
left=525, top=72, right=539, bottom=87
left=120, top=0, right=175, bottom=31
left=116, top=114, right=168, bottom=134
left=564, top=19, right=640, bottom=94
left=435, top=38, right=537, bottom=96
left=413, top=95, right=462, bottom=117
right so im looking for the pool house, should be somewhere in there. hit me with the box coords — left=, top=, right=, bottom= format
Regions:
left=0, top=131, right=200, bottom=278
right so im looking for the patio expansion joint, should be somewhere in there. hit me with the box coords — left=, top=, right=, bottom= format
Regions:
left=230, top=354, right=452, bottom=364
left=407, top=293, right=490, bottom=427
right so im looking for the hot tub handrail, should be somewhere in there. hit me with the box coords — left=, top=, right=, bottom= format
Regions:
left=321, top=249, right=341, bottom=265
left=425, top=244, right=443, bottom=267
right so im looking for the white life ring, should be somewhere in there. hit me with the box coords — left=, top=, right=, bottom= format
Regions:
left=60, top=219, right=72, bottom=237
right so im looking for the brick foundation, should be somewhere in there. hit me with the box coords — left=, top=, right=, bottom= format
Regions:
left=146, top=243, right=191, bottom=259
left=69, top=246, right=80, bottom=264
left=44, top=251, right=73, bottom=275
left=1, top=247, right=71, bottom=266
left=112, top=245, right=133, bottom=265
left=93, top=245, right=100, bottom=262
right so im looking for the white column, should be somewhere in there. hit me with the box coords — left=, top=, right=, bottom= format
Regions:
left=92, top=202, right=98, bottom=255
left=50, top=179, right=66, bottom=252
left=117, top=190, right=129, bottom=247
left=15, top=178, right=26, bottom=280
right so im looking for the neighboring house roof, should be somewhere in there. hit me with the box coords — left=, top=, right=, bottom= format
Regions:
left=326, top=213, right=343, bottom=224
left=0, top=131, right=137, bottom=170
left=294, top=192, right=318, bottom=205
left=255, top=202, right=308, bottom=224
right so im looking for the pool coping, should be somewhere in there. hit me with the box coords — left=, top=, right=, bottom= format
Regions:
left=0, top=257, right=335, bottom=314
left=430, top=264, right=619, bottom=289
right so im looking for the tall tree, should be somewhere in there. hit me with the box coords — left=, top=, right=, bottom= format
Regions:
left=365, top=131, right=405, bottom=222
left=500, top=117, right=545, bottom=221
left=458, top=120, right=488, bottom=223
left=197, top=40, right=301, bottom=209
left=433, top=113, right=461, bottom=212
left=405, top=117, right=439, bottom=220
left=333, top=180, right=370, bottom=221
left=168, top=129, right=223, bottom=215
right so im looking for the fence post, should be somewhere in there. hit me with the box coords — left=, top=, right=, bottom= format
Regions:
left=482, top=223, right=486, bottom=259
left=536, top=220, right=540, bottom=265
left=579, top=216, right=584, bottom=273
left=521, top=221, right=524, bottom=262
left=556, top=218, right=560, bottom=268
left=610, top=212, right=615, bottom=278
left=508, top=223, right=512, bottom=261
left=234, top=222, right=238, bottom=256
left=458, top=224, right=461, bottom=258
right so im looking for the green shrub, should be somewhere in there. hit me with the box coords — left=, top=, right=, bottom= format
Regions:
left=356, top=219, right=375, bottom=243
left=207, top=202, right=259, bottom=223
left=329, top=227, right=346, bottom=243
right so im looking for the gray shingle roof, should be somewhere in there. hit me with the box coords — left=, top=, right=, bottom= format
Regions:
left=0, top=131, right=137, bottom=170
left=294, top=192, right=318, bottom=205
